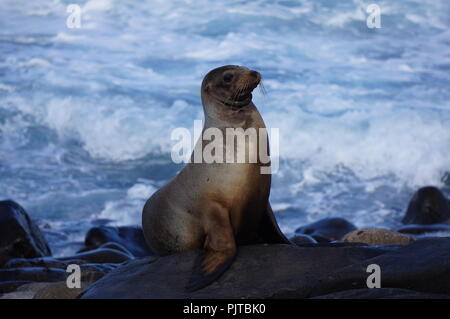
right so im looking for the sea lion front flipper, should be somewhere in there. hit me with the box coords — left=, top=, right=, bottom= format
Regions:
left=257, top=203, right=291, bottom=244
left=185, top=204, right=237, bottom=292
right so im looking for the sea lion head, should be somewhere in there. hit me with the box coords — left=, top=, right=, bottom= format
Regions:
left=201, top=65, right=261, bottom=113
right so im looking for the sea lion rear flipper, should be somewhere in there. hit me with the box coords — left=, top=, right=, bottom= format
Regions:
left=185, top=204, right=237, bottom=292
left=185, top=247, right=236, bottom=292
left=257, top=203, right=291, bottom=244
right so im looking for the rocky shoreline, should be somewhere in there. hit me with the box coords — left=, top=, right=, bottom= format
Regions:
left=1, top=186, right=450, bottom=299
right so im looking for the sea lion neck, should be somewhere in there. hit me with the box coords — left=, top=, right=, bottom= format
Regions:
left=202, top=98, right=257, bottom=127
left=207, top=92, right=253, bottom=108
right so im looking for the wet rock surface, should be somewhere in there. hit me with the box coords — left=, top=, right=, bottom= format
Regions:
left=341, top=228, right=415, bottom=246
left=0, top=200, right=51, bottom=259
left=295, top=218, right=357, bottom=242
left=80, top=238, right=450, bottom=299
left=82, top=226, right=153, bottom=257
left=402, top=186, right=450, bottom=225
left=0, top=205, right=126, bottom=299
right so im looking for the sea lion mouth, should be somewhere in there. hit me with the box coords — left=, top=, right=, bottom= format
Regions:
left=220, top=93, right=253, bottom=108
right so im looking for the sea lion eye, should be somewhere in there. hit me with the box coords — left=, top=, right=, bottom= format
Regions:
left=223, top=73, right=233, bottom=83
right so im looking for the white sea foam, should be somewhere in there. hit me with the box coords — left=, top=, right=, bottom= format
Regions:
left=96, top=182, right=157, bottom=226
left=0, top=83, right=14, bottom=92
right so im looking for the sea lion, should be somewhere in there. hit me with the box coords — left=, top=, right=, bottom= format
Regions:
left=142, top=65, right=289, bottom=291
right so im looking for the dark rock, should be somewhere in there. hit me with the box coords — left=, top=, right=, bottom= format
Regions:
left=33, top=280, right=94, bottom=299
left=289, top=234, right=317, bottom=245
left=31, top=266, right=108, bottom=299
left=78, top=263, right=118, bottom=274
left=295, top=218, right=357, bottom=242
left=0, top=263, right=111, bottom=298
left=0, top=282, right=52, bottom=299
left=4, top=257, right=81, bottom=269
left=294, top=242, right=369, bottom=248
left=83, top=226, right=152, bottom=257
left=97, top=242, right=134, bottom=256
left=58, top=248, right=133, bottom=264
left=309, top=238, right=450, bottom=297
left=80, top=244, right=389, bottom=299
left=342, top=228, right=415, bottom=246
left=312, top=288, right=450, bottom=299
left=0, top=281, right=32, bottom=294
left=0, top=200, right=51, bottom=258
left=402, top=186, right=450, bottom=225
left=0, top=267, right=67, bottom=283
left=80, top=237, right=450, bottom=299
left=397, top=224, right=450, bottom=235
left=0, top=256, right=12, bottom=268
left=0, top=261, right=115, bottom=283
left=5, top=255, right=122, bottom=273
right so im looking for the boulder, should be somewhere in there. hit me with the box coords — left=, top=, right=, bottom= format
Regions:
left=0, top=200, right=51, bottom=258
left=342, top=228, right=415, bottom=246
left=402, top=186, right=450, bottom=225
left=309, top=238, right=450, bottom=297
left=80, top=238, right=450, bottom=299
left=82, top=226, right=152, bottom=257
left=295, top=218, right=357, bottom=242
left=79, top=244, right=390, bottom=299
left=289, top=234, right=317, bottom=245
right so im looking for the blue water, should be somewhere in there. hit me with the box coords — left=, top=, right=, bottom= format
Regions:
left=1, top=0, right=450, bottom=256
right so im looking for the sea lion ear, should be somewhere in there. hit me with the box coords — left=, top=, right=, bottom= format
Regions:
left=204, top=84, right=210, bottom=93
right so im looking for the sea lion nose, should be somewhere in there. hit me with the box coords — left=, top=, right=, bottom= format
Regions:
left=248, top=70, right=261, bottom=84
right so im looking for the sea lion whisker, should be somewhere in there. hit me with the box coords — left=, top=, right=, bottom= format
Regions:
left=233, top=85, right=245, bottom=102
left=239, top=80, right=249, bottom=100
left=259, top=79, right=266, bottom=97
